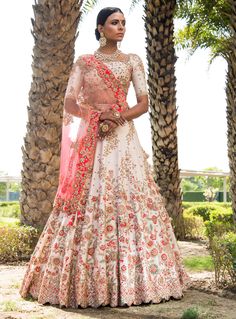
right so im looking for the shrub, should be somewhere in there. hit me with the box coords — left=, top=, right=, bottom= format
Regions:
left=205, top=208, right=234, bottom=239
left=0, top=201, right=20, bottom=218
left=209, top=232, right=236, bottom=287
left=0, top=224, right=40, bottom=263
left=181, top=307, right=199, bottom=319
left=183, top=210, right=205, bottom=239
left=182, top=202, right=195, bottom=210
left=184, top=204, right=220, bottom=221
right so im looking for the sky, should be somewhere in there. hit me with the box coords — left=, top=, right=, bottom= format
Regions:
left=0, top=0, right=229, bottom=176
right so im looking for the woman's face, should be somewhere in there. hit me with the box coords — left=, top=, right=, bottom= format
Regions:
left=98, top=12, right=126, bottom=43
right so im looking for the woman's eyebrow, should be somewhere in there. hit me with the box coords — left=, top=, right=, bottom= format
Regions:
left=111, top=19, right=126, bottom=22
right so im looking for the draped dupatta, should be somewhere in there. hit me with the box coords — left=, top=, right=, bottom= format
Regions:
left=53, top=55, right=128, bottom=226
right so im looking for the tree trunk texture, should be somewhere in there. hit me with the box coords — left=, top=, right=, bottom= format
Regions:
left=144, top=0, right=184, bottom=238
left=226, top=0, right=236, bottom=223
left=20, top=0, right=83, bottom=228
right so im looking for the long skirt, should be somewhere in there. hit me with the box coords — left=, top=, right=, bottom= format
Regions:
left=19, top=120, right=190, bottom=308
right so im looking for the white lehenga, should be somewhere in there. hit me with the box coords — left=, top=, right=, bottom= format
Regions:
left=19, top=51, right=190, bottom=308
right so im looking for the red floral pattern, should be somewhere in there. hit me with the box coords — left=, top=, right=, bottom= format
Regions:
left=54, top=56, right=127, bottom=227
left=19, top=120, right=190, bottom=308
left=19, top=54, right=190, bottom=309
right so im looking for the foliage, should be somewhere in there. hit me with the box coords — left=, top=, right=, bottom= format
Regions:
left=0, top=182, right=6, bottom=198
left=0, top=201, right=20, bottom=218
left=209, top=232, right=236, bottom=286
left=175, top=0, right=232, bottom=61
left=184, top=204, right=223, bottom=221
left=81, top=0, right=100, bottom=15
left=181, top=307, right=200, bottom=319
left=182, top=202, right=234, bottom=240
left=0, top=300, right=19, bottom=312
left=9, top=182, right=21, bottom=192
left=181, top=168, right=230, bottom=192
left=183, top=210, right=205, bottom=239
left=205, top=207, right=235, bottom=238
left=0, top=224, right=40, bottom=263
left=183, top=255, right=214, bottom=272
left=182, top=201, right=196, bottom=210
left=0, top=217, right=20, bottom=226
left=203, top=187, right=219, bottom=202
left=200, top=204, right=236, bottom=286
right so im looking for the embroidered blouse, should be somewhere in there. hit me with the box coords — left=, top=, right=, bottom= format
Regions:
left=64, top=52, right=148, bottom=114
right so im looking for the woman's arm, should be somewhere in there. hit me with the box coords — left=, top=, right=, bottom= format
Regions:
left=120, top=94, right=149, bottom=121
left=64, top=97, right=82, bottom=117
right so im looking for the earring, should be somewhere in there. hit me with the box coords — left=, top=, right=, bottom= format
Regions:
left=99, top=32, right=107, bottom=47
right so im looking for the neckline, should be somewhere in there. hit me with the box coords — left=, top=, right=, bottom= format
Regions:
left=94, top=49, right=122, bottom=62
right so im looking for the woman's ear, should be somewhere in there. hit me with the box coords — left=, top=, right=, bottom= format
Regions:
left=97, top=24, right=103, bottom=34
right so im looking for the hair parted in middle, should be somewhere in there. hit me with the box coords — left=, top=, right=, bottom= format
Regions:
left=95, top=7, right=124, bottom=41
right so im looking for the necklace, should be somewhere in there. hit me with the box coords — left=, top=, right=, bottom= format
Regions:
left=94, top=49, right=122, bottom=62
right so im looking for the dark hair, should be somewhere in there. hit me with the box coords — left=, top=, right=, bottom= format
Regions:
left=95, top=7, right=124, bottom=40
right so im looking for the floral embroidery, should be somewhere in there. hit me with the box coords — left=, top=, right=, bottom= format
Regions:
left=19, top=52, right=190, bottom=309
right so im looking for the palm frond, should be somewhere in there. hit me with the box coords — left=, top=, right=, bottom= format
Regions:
left=81, top=0, right=99, bottom=15
left=129, top=0, right=142, bottom=13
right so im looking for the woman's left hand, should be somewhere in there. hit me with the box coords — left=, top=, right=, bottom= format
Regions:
left=99, top=110, right=126, bottom=126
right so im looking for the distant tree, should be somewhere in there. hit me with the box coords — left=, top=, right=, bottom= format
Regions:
left=181, top=167, right=230, bottom=192
left=176, top=0, right=236, bottom=220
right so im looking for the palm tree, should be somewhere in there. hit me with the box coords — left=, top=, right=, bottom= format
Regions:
left=175, top=0, right=236, bottom=222
left=21, top=0, right=185, bottom=237
left=143, top=0, right=184, bottom=238
left=20, top=0, right=84, bottom=228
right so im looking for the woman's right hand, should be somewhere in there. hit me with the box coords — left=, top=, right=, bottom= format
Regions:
left=99, top=110, right=126, bottom=126
left=98, top=120, right=118, bottom=139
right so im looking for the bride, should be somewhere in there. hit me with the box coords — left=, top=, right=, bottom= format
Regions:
left=20, top=6, right=190, bottom=308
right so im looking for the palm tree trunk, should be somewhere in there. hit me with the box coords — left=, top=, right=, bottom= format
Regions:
left=144, top=0, right=184, bottom=238
left=226, top=0, right=236, bottom=222
left=20, top=0, right=83, bottom=228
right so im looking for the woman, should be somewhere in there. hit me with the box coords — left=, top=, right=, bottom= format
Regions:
left=20, top=7, right=190, bottom=308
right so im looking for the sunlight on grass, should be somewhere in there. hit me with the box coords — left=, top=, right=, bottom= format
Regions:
left=0, top=217, right=20, bottom=226
left=1, top=300, right=20, bottom=311
left=183, top=256, right=214, bottom=272
left=10, top=281, right=21, bottom=289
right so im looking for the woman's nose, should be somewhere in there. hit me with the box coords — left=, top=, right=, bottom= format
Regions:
left=118, top=22, right=124, bottom=30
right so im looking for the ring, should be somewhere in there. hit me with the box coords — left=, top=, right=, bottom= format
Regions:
left=101, top=123, right=109, bottom=132
left=113, top=111, right=121, bottom=118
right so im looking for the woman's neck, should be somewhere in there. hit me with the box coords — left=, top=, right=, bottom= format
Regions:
left=98, top=42, right=118, bottom=54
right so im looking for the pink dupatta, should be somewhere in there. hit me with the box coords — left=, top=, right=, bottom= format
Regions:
left=53, top=55, right=128, bottom=226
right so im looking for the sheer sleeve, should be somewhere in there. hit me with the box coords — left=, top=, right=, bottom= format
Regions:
left=130, top=54, right=148, bottom=98
left=63, top=56, right=91, bottom=120
left=64, top=56, right=84, bottom=101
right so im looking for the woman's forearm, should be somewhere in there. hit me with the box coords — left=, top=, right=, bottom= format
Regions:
left=121, top=97, right=149, bottom=121
left=64, top=97, right=81, bottom=117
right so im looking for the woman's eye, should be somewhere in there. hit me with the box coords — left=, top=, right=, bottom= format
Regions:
left=112, top=21, right=117, bottom=25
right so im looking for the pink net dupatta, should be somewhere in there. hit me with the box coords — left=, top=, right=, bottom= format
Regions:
left=53, top=55, right=127, bottom=227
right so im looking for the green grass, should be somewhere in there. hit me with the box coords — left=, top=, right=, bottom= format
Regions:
left=0, top=300, right=20, bottom=311
left=0, top=202, right=20, bottom=218
left=183, top=255, right=214, bottom=272
left=10, top=281, right=21, bottom=289
left=181, top=307, right=200, bottom=319
left=0, top=217, right=20, bottom=226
